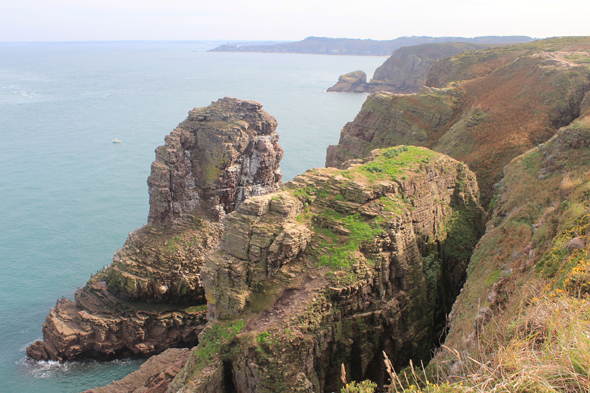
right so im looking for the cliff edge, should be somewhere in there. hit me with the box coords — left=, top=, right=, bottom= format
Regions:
left=165, top=146, right=485, bottom=392
left=327, top=42, right=492, bottom=94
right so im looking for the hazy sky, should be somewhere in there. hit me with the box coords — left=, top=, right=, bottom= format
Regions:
left=1, top=0, right=589, bottom=42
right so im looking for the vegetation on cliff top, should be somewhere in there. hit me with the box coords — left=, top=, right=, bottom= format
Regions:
left=173, top=145, right=485, bottom=392
left=367, top=111, right=590, bottom=393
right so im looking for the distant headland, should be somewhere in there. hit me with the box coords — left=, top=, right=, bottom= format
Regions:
left=208, top=35, right=534, bottom=56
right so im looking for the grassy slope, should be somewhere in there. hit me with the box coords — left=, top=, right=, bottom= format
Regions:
left=369, top=108, right=590, bottom=393
left=341, top=39, right=590, bottom=393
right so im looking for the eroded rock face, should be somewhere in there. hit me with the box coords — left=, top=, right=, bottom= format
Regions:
left=148, top=97, right=283, bottom=226
left=27, top=285, right=207, bottom=362
left=326, top=43, right=492, bottom=95
left=171, top=146, right=486, bottom=392
left=27, top=98, right=283, bottom=362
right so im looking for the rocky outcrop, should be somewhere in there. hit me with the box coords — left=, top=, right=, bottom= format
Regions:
left=327, top=37, right=590, bottom=206
left=168, top=146, right=486, bottom=392
left=369, top=42, right=491, bottom=93
left=148, top=97, right=283, bottom=226
left=327, top=71, right=368, bottom=92
left=85, top=347, right=193, bottom=393
left=27, top=98, right=284, bottom=362
left=26, top=261, right=208, bottom=362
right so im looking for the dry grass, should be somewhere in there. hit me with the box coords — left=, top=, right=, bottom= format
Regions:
left=382, top=294, right=590, bottom=393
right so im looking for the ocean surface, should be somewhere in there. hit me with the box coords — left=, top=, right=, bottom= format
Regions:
left=0, top=41, right=385, bottom=393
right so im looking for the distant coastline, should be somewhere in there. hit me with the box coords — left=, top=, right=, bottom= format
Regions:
left=208, top=35, right=534, bottom=56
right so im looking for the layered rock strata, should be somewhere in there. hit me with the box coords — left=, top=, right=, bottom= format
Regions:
left=27, top=97, right=283, bottom=362
left=326, top=37, right=590, bottom=206
left=167, top=146, right=486, bottom=392
left=85, top=347, right=194, bottom=393
left=148, top=97, right=283, bottom=226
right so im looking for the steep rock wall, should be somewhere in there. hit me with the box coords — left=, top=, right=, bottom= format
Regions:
left=168, top=146, right=486, bottom=392
left=326, top=43, right=492, bottom=94
left=148, top=97, right=283, bottom=226
left=27, top=98, right=283, bottom=362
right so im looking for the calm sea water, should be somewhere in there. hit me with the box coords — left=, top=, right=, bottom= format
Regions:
left=0, top=41, right=384, bottom=393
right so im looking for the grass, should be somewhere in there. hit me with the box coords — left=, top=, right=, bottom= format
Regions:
left=365, top=293, right=590, bottom=393
left=188, top=320, right=245, bottom=377
left=317, top=213, right=384, bottom=270
left=341, top=146, right=436, bottom=183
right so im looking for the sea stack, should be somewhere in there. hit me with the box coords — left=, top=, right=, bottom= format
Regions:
left=27, top=97, right=283, bottom=362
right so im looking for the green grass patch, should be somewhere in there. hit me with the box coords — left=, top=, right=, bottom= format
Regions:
left=342, top=146, right=435, bottom=183
left=190, top=320, right=244, bottom=376
left=485, top=269, right=503, bottom=287
left=184, top=304, right=208, bottom=313
left=317, top=213, right=384, bottom=270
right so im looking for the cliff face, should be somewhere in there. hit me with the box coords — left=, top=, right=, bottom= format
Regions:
left=27, top=98, right=283, bottom=362
left=326, top=37, right=590, bottom=206
left=148, top=97, right=283, bottom=226
left=369, top=42, right=492, bottom=93
left=167, top=146, right=485, bottom=392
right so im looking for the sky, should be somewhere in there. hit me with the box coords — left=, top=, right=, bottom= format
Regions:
left=1, top=0, right=589, bottom=42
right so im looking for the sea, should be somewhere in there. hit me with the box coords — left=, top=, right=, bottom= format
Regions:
left=0, top=41, right=385, bottom=393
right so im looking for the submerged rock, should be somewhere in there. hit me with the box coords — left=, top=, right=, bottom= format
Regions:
left=27, top=98, right=283, bottom=362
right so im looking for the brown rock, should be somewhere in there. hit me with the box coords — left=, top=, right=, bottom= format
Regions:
left=185, top=147, right=486, bottom=392
left=567, top=237, right=586, bottom=251
left=84, top=347, right=192, bottom=393
left=147, top=97, right=283, bottom=227
left=326, top=70, right=367, bottom=92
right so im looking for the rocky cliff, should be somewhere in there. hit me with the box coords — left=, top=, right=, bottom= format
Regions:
left=148, top=97, right=283, bottom=226
left=327, top=37, right=590, bottom=206
left=327, top=42, right=492, bottom=94
left=165, top=146, right=485, bottom=392
left=369, top=42, right=492, bottom=93
left=27, top=97, right=283, bottom=362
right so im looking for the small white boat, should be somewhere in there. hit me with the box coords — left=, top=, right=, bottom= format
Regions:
left=112, top=139, right=121, bottom=143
